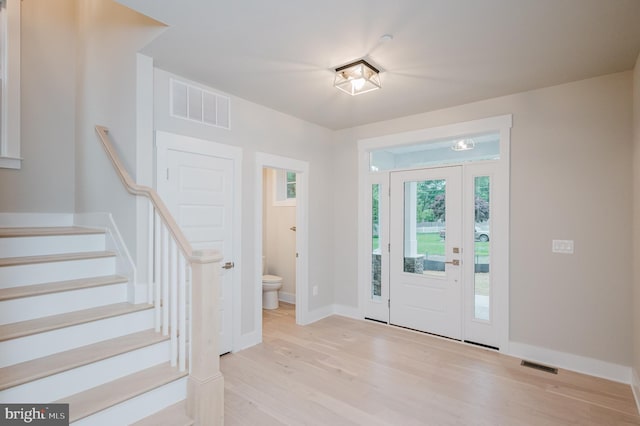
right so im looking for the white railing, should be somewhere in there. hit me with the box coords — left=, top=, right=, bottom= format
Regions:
left=95, top=125, right=224, bottom=424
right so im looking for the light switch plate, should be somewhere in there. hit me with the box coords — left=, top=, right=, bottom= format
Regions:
left=552, top=239, right=574, bottom=254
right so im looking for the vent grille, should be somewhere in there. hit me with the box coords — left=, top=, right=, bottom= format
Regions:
left=520, top=360, right=558, bottom=374
left=170, top=79, right=230, bottom=129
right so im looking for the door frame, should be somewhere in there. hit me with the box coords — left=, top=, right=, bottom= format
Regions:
left=357, top=114, right=512, bottom=351
left=155, top=130, right=243, bottom=353
left=255, top=152, right=310, bottom=336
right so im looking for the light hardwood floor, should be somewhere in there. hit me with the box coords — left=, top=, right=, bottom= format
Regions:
left=221, top=303, right=640, bottom=425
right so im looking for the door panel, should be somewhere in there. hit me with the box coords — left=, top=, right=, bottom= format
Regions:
left=162, top=149, right=234, bottom=355
left=389, top=167, right=462, bottom=339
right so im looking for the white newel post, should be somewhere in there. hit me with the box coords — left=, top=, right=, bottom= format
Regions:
left=187, top=249, right=224, bottom=425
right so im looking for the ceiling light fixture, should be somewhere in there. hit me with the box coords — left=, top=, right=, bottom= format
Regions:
left=334, top=59, right=381, bottom=96
left=451, top=139, right=476, bottom=151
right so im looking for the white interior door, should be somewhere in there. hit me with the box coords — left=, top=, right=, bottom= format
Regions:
left=389, top=166, right=462, bottom=339
left=159, top=148, right=235, bottom=355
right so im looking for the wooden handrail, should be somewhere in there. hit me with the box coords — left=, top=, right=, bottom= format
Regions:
left=96, top=124, right=223, bottom=424
left=96, top=125, right=205, bottom=263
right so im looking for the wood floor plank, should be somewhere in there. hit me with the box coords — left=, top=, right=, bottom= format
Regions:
left=221, top=303, right=640, bottom=425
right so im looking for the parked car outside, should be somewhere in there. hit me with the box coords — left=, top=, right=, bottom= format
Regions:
left=439, top=227, right=489, bottom=242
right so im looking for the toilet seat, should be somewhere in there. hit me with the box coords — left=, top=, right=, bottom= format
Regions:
left=262, top=274, right=283, bottom=284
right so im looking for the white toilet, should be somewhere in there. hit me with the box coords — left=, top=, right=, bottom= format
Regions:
left=262, top=257, right=283, bottom=310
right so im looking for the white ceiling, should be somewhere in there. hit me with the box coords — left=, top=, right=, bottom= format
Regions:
left=118, top=0, right=640, bottom=130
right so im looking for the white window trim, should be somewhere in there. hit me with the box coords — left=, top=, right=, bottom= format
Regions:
left=0, top=0, right=21, bottom=169
left=273, top=169, right=296, bottom=206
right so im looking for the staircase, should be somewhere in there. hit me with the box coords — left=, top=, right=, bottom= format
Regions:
left=0, top=226, right=194, bottom=425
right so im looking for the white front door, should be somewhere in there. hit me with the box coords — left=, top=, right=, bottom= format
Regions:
left=389, top=166, right=462, bottom=339
left=158, top=146, right=235, bottom=355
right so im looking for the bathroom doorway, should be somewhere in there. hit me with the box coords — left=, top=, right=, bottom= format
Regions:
left=262, top=167, right=297, bottom=310
left=254, top=152, right=309, bottom=347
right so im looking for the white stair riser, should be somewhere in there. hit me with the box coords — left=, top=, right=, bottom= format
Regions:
left=0, top=309, right=154, bottom=367
left=0, top=341, right=171, bottom=403
left=0, top=234, right=106, bottom=258
left=71, top=378, right=187, bottom=426
left=0, top=257, right=116, bottom=289
left=0, top=283, right=128, bottom=325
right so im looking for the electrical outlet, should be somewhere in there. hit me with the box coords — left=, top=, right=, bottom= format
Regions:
left=552, top=239, right=574, bottom=254
left=312, top=286, right=318, bottom=296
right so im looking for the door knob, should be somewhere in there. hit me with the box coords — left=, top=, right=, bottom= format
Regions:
left=222, top=261, right=235, bottom=270
left=445, top=259, right=460, bottom=266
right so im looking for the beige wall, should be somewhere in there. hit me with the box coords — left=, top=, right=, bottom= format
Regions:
left=632, top=54, right=640, bottom=380
left=74, top=0, right=164, bottom=254
left=154, top=68, right=335, bottom=336
left=333, top=72, right=634, bottom=366
left=262, top=168, right=297, bottom=298
left=0, top=0, right=76, bottom=213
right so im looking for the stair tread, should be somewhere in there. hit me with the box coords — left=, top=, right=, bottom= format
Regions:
left=0, top=302, right=153, bottom=342
left=130, top=401, right=194, bottom=426
left=0, top=226, right=105, bottom=238
left=0, top=251, right=116, bottom=267
left=56, top=362, right=188, bottom=423
left=0, top=275, right=128, bottom=301
left=0, top=329, right=168, bottom=391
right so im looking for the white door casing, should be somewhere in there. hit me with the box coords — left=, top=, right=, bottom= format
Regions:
left=156, top=131, right=242, bottom=355
left=254, top=152, right=310, bottom=343
left=357, top=114, right=511, bottom=351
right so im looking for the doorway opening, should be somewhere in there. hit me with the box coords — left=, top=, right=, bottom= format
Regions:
left=254, top=152, right=310, bottom=345
left=261, top=167, right=298, bottom=318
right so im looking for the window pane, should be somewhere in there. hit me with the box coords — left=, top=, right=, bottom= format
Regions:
left=371, top=184, right=381, bottom=299
left=286, top=182, right=296, bottom=199
left=474, top=176, right=490, bottom=320
left=287, top=171, right=296, bottom=183
left=370, top=133, right=500, bottom=172
left=404, top=180, right=446, bottom=276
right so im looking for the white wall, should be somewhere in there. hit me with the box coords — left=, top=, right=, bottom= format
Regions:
left=262, top=168, right=297, bottom=300
left=153, top=68, right=334, bottom=336
left=74, top=0, right=164, bottom=256
left=0, top=0, right=76, bottom=213
left=333, top=72, right=634, bottom=367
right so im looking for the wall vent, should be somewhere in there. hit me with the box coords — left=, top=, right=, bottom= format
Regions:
left=520, top=360, right=558, bottom=374
left=170, top=78, right=230, bottom=129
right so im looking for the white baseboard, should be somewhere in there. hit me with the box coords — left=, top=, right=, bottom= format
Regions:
left=234, top=331, right=261, bottom=353
left=632, top=368, right=640, bottom=414
left=301, top=305, right=334, bottom=325
left=278, top=291, right=296, bottom=305
left=333, top=304, right=362, bottom=320
left=74, top=213, right=138, bottom=302
left=0, top=212, right=73, bottom=227
left=508, top=341, right=631, bottom=384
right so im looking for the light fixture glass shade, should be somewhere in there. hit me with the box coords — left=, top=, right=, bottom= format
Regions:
left=334, top=59, right=381, bottom=96
left=451, top=139, right=476, bottom=151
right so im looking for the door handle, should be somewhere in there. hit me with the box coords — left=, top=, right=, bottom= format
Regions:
left=222, top=261, right=235, bottom=270
left=445, top=259, right=460, bottom=266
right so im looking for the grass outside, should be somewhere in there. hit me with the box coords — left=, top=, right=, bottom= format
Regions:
left=373, top=232, right=489, bottom=256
